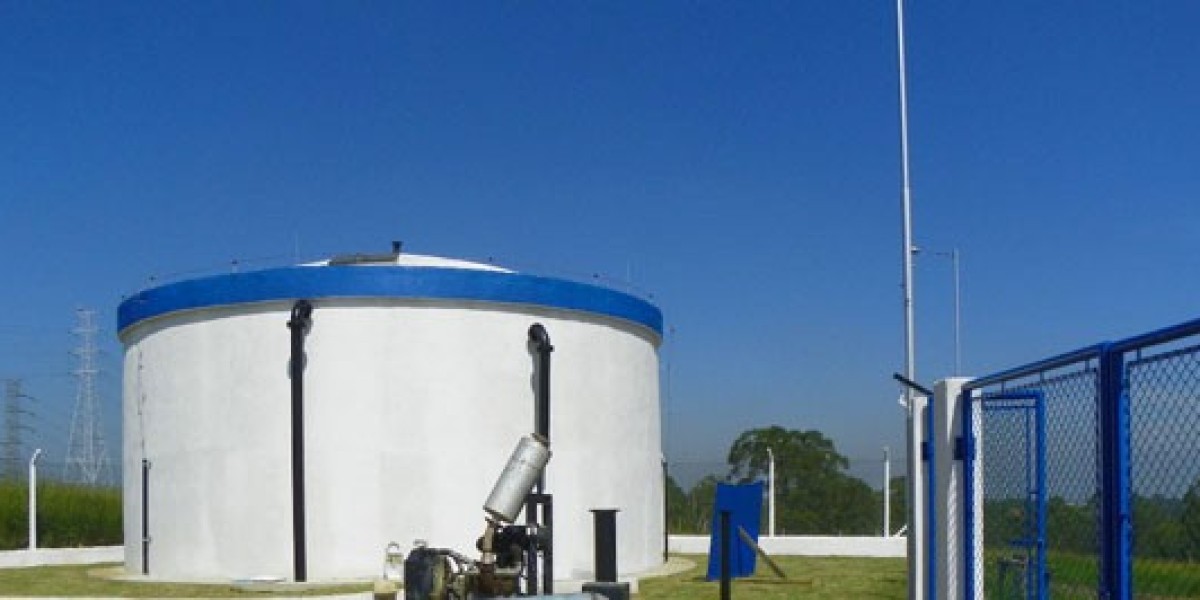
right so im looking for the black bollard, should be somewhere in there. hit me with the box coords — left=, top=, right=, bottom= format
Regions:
left=720, top=510, right=732, bottom=600
left=582, top=508, right=630, bottom=600
left=592, top=509, right=619, bottom=582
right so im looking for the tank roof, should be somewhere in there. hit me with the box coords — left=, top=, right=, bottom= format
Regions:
left=118, top=259, right=662, bottom=338
left=311, top=253, right=512, bottom=273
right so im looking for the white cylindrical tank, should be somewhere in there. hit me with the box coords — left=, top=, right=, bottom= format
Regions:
left=118, top=254, right=664, bottom=582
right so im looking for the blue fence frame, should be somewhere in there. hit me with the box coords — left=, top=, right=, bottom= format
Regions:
left=960, top=315, right=1200, bottom=599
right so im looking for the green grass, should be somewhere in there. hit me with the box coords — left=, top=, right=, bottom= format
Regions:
left=638, top=554, right=906, bottom=599
left=980, top=549, right=1200, bottom=599
left=0, top=556, right=904, bottom=598
left=0, top=564, right=372, bottom=597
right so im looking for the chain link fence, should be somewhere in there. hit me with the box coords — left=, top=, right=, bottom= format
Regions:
left=1126, top=344, right=1200, bottom=597
left=964, top=319, right=1200, bottom=599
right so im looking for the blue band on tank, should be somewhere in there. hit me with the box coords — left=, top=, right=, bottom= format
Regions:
left=117, top=266, right=663, bottom=336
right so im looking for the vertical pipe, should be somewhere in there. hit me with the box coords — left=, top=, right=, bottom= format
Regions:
left=28, top=449, right=41, bottom=551
left=591, top=509, right=619, bottom=583
left=287, top=299, right=313, bottom=583
left=527, top=323, right=554, bottom=595
left=662, top=459, right=669, bottom=561
left=528, top=324, right=553, bottom=441
left=720, top=510, right=732, bottom=600
left=141, top=459, right=150, bottom=574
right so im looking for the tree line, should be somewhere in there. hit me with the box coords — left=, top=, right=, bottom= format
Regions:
left=666, top=426, right=905, bottom=535
left=984, top=483, right=1200, bottom=561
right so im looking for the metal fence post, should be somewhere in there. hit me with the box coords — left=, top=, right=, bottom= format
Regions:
left=1099, top=346, right=1131, bottom=599
left=28, top=449, right=42, bottom=550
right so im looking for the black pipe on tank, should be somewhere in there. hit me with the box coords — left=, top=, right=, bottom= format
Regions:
left=141, top=459, right=150, bottom=575
left=287, top=299, right=314, bottom=583
left=528, top=323, right=553, bottom=440
left=526, top=323, right=554, bottom=594
left=662, top=460, right=669, bottom=562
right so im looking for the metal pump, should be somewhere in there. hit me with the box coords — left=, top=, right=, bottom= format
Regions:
left=404, top=435, right=553, bottom=600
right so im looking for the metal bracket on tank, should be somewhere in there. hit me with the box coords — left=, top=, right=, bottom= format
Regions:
left=328, top=241, right=403, bottom=265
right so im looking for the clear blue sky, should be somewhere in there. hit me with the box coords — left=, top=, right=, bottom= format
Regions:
left=2, top=2, right=1199, bottom=477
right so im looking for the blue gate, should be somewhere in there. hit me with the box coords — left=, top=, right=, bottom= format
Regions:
left=966, top=391, right=1047, bottom=600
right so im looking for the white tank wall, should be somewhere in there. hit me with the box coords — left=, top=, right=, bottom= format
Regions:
left=121, top=298, right=662, bottom=582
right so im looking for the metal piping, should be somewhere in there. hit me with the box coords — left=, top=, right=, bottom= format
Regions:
left=528, top=323, right=553, bottom=440
left=287, top=299, right=314, bottom=582
left=141, top=459, right=150, bottom=574
left=526, top=323, right=554, bottom=594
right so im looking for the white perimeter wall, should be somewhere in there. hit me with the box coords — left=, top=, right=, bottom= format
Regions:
left=0, top=546, right=123, bottom=569
left=121, top=299, right=663, bottom=582
left=668, top=535, right=906, bottom=557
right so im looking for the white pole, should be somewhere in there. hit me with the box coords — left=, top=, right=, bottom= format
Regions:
left=895, top=0, right=922, bottom=597
left=28, top=448, right=42, bottom=551
left=952, top=248, right=962, bottom=375
left=766, top=447, right=776, bottom=537
left=883, top=446, right=891, bottom=537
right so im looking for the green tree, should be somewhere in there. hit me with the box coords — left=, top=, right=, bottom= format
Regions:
left=686, top=475, right=722, bottom=534
left=889, top=476, right=907, bottom=536
left=1133, top=494, right=1186, bottom=560
left=1183, top=478, right=1200, bottom=560
left=725, top=425, right=878, bottom=535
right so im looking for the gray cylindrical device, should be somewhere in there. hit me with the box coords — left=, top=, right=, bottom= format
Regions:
left=484, top=435, right=551, bottom=523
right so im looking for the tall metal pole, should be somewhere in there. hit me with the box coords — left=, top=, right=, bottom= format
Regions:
left=766, top=447, right=776, bottom=537
left=895, top=0, right=922, bottom=597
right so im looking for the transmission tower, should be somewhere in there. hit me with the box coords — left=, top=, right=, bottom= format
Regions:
left=2, top=379, right=34, bottom=479
left=64, top=308, right=111, bottom=485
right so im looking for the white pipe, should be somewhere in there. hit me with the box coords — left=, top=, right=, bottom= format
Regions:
left=766, top=447, right=776, bottom=537
left=29, top=448, right=42, bottom=551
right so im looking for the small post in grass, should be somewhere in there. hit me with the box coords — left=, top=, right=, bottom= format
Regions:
left=720, top=510, right=731, bottom=600
left=28, top=449, right=42, bottom=550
